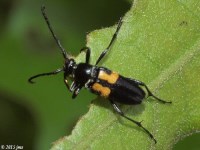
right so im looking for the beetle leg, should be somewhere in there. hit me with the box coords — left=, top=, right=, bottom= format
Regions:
left=80, top=47, right=91, bottom=64
left=70, top=81, right=78, bottom=92
left=95, top=18, right=123, bottom=65
left=110, top=100, right=157, bottom=144
left=131, top=79, right=172, bottom=104
left=72, top=86, right=82, bottom=99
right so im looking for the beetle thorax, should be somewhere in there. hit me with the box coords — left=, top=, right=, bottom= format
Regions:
left=74, top=63, right=96, bottom=86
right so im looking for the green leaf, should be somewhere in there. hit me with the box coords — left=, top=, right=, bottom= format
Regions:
left=51, top=0, right=200, bottom=149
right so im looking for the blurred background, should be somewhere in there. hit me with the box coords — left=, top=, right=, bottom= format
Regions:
left=0, top=0, right=199, bottom=150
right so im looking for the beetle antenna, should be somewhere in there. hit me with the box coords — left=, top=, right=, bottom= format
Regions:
left=41, top=5, right=69, bottom=60
left=28, top=68, right=63, bottom=83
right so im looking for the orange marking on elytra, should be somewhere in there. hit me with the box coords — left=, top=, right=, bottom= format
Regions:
left=98, top=71, right=119, bottom=84
left=92, top=83, right=111, bottom=97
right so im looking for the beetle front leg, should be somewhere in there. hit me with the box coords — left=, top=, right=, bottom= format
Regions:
left=72, top=86, right=82, bottom=99
left=80, top=47, right=91, bottom=64
left=95, top=18, right=123, bottom=65
left=64, top=78, right=81, bottom=99
left=70, top=81, right=78, bottom=92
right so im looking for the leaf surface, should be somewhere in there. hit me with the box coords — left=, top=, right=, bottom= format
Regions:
left=52, top=0, right=200, bottom=149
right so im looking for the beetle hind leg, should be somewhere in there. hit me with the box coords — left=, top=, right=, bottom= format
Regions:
left=131, top=79, right=172, bottom=104
left=141, top=83, right=172, bottom=104
left=110, top=100, right=157, bottom=144
left=147, top=90, right=172, bottom=104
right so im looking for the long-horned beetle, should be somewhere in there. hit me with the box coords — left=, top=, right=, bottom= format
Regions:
left=29, top=6, right=171, bottom=143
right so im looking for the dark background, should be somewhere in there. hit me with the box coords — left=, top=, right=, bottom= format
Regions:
left=0, top=0, right=199, bottom=149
